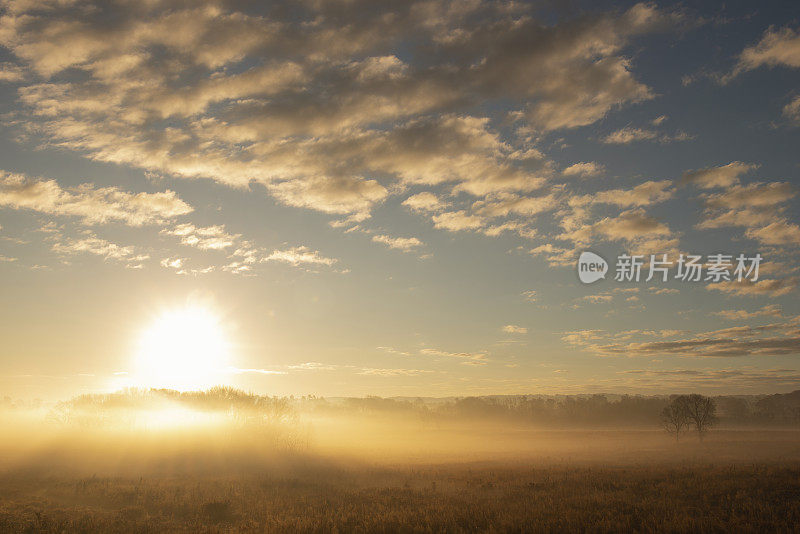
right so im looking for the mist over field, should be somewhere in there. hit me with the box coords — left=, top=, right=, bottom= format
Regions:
left=0, top=388, right=799, bottom=532
left=2, top=387, right=799, bottom=472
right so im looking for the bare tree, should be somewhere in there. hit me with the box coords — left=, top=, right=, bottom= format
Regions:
left=661, top=399, right=689, bottom=441
left=682, top=394, right=717, bottom=439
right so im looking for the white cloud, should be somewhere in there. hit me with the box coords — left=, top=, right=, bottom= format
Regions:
left=160, top=257, right=185, bottom=270
left=566, top=319, right=800, bottom=358
left=714, top=304, right=782, bottom=320
left=681, top=162, right=758, bottom=189
left=591, top=181, right=674, bottom=207
left=268, top=175, right=388, bottom=221
left=163, top=223, right=240, bottom=250
left=0, top=62, right=25, bottom=82
left=431, top=210, right=485, bottom=232
left=372, top=234, right=423, bottom=252
left=529, top=243, right=575, bottom=267
left=731, top=26, right=800, bottom=77
left=784, top=95, right=800, bottom=122
left=707, top=277, right=798, bottom=298
left=562, top=162, right=604, bottom=178
left=745, top=220, right=800, bottom=245
left=703, top=182, right=793, bottom=210
left=264, top=246, right=337, bottom=267
left=419, top=347, right=487, bottom=361
left=593, top=209, right=672, bottom=241
left=357, top=368, right=433, bottom=376
left=52, top=233, right=141, bottom=264
left=0, top=171, right=192, bottom=226
left=0, top=0, right=678, bottom=225
left=402, top=192, right=447, bottom=212
left=602, top=127, right=658, bottom=144
left=502, top=324, right=528, bottom=334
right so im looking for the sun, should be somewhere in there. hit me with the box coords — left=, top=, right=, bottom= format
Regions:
left=134, top=306, right=230, bottom=391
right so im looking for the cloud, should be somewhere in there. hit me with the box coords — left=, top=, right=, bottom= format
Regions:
left=618, top=367, right=800, bottom=391
left=697, top=208, right=782, bottom=230
left=431, top=210, right=485, bottom=232
left=402, top=192, right=447, bottom=212
left=680, top=161, right=758, bottom=189
left=784, top=95, right=800, bottom=122
left=0, top=171, right=192, bottom=226
left=467, top=3, right=675, bottom=131
left=601, top=126, right=692, bottom=144
left=695, top=181, right=798, bottom=242
left=529, top=243, right=575, bottom=267
left=521, top=290, right=537, bottom=302
left=471, top=192, right=557, bottom=218
left=542, top=180, right=679, bottom=266
left=713, top=304, right=782, bottom=320
left=601, top=127, right=658, bottom=144
left=580, top=295, right=614, bottom=304
left=594, top=209, right=672, bottom=241
left=160, top=257, right=185, bottom=270
left=567, top=319, right=800, bottom=358
left=744, top=220, right=800, bottom=245
left=502, top=325, right=527, bottom=334
left=730, top=26, right=800, bottom=78
left=707, top=277, right=798, bottom=298
left=52, top=233, right=146, bottom=267
left=286, top=362, right=339, bottom=371
left=357, top=368, right=433, bottom=376
left=650, top=287, right=679, bottom=295
left=267, top=175, right=388, bottom=221
left=0, top=0, right=679, bottom=225
left=702, top=182, right=794, bottom=210
left=372, top=234, right=423, bottom=252
left=371, top=115, right=552, bottom=196
left=406, top=189, right=553, bottom=239
left=419, top=347, right=487, bottom=362
left=562, top=162, right=604, bottom=178
left=264, top=246, right=337, bottom=267
left=158, top=223, right=340, bottom=274
left=163, top=223, right=240, bottom=250
left=611, top=335, right=800, bottom=358
left=0, top=62, right=25, bottom=82
left=226, top=367, right=288, bottom=376
left=596, top=181, right=675, bottom=207
left=212, top=239, right=342, bottom=275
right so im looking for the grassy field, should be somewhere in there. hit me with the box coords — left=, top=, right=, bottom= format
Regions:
left=1, top=391, right=798, bottom=532
left=0, top=461, right=798, bottom=532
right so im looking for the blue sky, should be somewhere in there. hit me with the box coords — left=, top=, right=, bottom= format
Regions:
left=0, top=0, right=798, bottom=399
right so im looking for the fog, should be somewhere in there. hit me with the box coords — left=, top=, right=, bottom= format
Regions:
left=1, top=387, right=799, bottom=479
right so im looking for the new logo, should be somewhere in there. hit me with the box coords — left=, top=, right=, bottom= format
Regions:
left=577, top=251, right=608, bottom=284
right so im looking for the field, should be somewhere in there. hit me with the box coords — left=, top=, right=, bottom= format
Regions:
left=1, top=425, right=799, bottom=533
left=1, top=462, right=799, bottom=533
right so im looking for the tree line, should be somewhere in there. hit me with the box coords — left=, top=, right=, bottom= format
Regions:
left=298, top=390, right=800, bottom=429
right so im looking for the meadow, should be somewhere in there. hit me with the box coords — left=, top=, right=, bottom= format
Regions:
left=1, top=456, right=799, bottom=532
left=0, top=389, right=798, bottom=533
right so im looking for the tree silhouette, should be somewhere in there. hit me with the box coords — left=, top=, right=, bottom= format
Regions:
left=682, top=394, right=717, bottom=439
left=661, top=398, right=689, bottom=441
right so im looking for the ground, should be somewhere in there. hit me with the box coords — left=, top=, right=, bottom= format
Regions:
left=1, top=429, right=798, bottom=533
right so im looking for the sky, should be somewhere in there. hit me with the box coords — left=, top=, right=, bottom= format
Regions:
left=0, top=0, right=799, bottom=400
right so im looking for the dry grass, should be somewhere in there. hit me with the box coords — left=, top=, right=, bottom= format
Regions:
left=0, top=462, right=798, bottom=533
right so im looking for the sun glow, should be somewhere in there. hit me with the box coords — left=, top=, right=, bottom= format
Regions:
left=134, top=307, right=230, bottom=390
